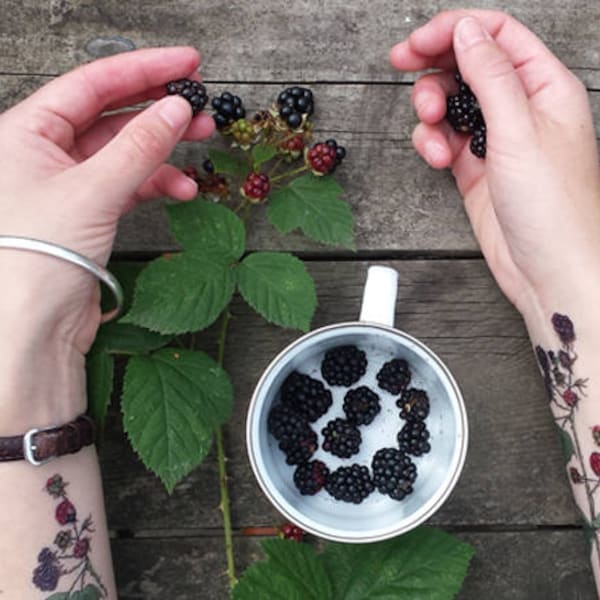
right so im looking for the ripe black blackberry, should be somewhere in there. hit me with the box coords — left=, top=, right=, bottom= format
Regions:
left=325, top=464, right=374, bottom=504
left=552, top=313, right=575, bottom=344
left=376, top=358, right=411, bottom=395
left=325, top=139, right=346, bottom=171
left=371, top=448, right=417, bottom=501
left=321, top=418, right=362, bottom=458
left=397, top=388, right=430, bottom=421
left=211, top=91, right=246, bottom=129
left=202, top=159, right=215, bottom=174
left=293, top=460, right=330, bottom=495
left=321, top=345, right=367, bottom=386
left=279, top=428, right=318, bottom=465
left=277, top=86, right=314, bottom=129
left=343, top=386, right=381, bottom=426
left=267, top=403, right=318, bottom=465
left=280, top=371, right=333, bottom=422
left=397, top=420, right=431, bottom=457
left=165, top=79, right=208, bottom=116
left=446, top=72, right=486, bottom=159
left=470, top=126, right=487, bottom=159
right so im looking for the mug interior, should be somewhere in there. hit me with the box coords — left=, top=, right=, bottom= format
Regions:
left=247, top=322, right=467, bottom=543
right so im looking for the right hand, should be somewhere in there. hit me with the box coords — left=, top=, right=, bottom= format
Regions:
left=389, top=11, right=600, bottom=322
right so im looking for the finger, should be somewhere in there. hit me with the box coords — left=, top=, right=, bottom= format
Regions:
left=411, top=120, right=469, bottom=170
left=103, top=71, right=204, bottom=113
left=79, top=95, right=200, bottom=204
left=391, top=10, right=571, bottom=99
left=72, top=108, right=214, bottom=160
left=123, top=164, right=198, bottom=213
left=19, top=47, right=201, bottom=145
left=453, top=17, right=535, bottom=142
left=411, top=71, right=456, bottom=124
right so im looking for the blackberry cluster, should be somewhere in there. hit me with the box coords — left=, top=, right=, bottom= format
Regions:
left=325, top=464, right=374, bottom=504
left=321, top=345, right=367, bottom=386
left=343, top=386, right=381, bottom=426
left=277, top=86, right=314, bottom=129
left=165, top=79, right=208, bottom=116
left=293, top=460, right=330, bottom=495
left=32, top=549, right=60, bottom=591
left=397, top=420, right=431, bottom=457
left=446, top=72, right=486, bottom=158
left=211, top=91, right=246, bottom=129
left=280, top=371, right=332, bottom=422
left=376, top=358, right=411, bottom=395
left=322, top=418, right=361, bottom=458
left=306, top=139, right=346, bottom=175
left=397, top=388, right=430, bottom=421
left=267, top=403, right=317, bottom=465
left=372, top=448, right=417, bottom=500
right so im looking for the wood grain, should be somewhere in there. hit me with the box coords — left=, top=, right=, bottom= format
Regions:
left=111, top=530, right=595, bottom=599
left=100, top=259, right=580, bottom=532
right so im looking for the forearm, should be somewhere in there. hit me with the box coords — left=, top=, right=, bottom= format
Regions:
left=524, top=285, right=600, bottom=595
left=0, top=296, right=116, bottom=598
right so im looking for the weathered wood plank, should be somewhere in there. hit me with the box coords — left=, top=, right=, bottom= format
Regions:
left=1, top=0, right=600, bottom=87
left=2, top=77, right=600, bottom=254
left=100, top=259, right=580, bottom=532
left=110, top=530, right=595, bottom=599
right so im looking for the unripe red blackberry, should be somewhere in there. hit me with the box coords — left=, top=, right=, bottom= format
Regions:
left=306, top=142, right=337, bottom=175
left=166, top=79, right=209, bottom=116
left=241, top=173, right=270, bottom=203
left=278, top=132, right=305, bottom=160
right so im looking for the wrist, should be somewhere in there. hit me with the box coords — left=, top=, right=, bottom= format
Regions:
left=0, top=300, right=87, bottom=436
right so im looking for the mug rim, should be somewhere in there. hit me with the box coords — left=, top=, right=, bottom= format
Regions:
left=246, top=320, right=469, bottom=542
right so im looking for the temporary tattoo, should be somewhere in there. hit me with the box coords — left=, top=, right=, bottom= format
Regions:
left=31, top=474, right=107, bottom=598
left=535, top=313, right=600, bottom=561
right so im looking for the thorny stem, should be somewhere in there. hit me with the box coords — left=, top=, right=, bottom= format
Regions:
left=215, top=309, right=237, bottom=589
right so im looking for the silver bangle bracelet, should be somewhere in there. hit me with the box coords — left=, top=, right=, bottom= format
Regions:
left=0, top=236, right=124, bottom=323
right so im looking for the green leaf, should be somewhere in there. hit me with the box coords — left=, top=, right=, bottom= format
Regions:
left=93, top=323, right=172, bottom=355
left=86, top=349, right=114, bottom=428
left=101, top=261, right=145, bottom=314
left=122, top=348, right=233, bottom=492
left=252, top=143, right=277, bottom=168
left=558, top=426, right=575, bottom=462
left=208, top=149, right=249, bottom=178
left=268, top=174, right=354, bottom=249
left=72, top=585, right=102, bottom=600
left=46, top=593, right=69, bottom=599
left=166, top=199, right=245, bottom=261
left=122, top=254, right=235, bottom=334
left=233, top=539, right=333, bottom=600
left=236, top=252, right=316, bottom=331
left=321, top=527, right=474, bottom=600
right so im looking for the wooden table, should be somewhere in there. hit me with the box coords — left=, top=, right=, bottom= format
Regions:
left=2, top=2, right=599, bottom=598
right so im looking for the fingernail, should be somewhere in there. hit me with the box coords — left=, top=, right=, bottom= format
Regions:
left=158, top=96, right=191, bottom=130
left=455, top=17, right=492, bottom=51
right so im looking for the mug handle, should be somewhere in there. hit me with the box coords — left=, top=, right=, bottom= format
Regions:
left=359, top=266, right=398, bottom=327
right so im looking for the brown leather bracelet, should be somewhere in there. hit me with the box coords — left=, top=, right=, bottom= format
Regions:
left=0, top=415, right=96, bottom=466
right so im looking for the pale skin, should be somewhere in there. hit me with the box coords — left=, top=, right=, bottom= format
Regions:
left=0, top=9, right=600, bottom=597
left=0, top=47, right=214, bottom=598
left=391, top=10, right=600, bottom=595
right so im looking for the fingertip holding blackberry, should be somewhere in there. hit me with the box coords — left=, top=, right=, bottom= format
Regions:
left=165, top=78, right=209, bottom=116
left=445, top=72, right=486, bottom=158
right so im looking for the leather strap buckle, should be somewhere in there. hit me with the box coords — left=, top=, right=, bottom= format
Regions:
left=23, top=425, right=61, bottom=466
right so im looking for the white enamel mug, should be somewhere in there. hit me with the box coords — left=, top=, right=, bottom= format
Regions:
left=246, top=266, right=468, bottom=542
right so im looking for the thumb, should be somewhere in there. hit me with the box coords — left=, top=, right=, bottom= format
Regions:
left=453, top=17, right=535, bottom=143
left=81, top=95, right=192, bottom=202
